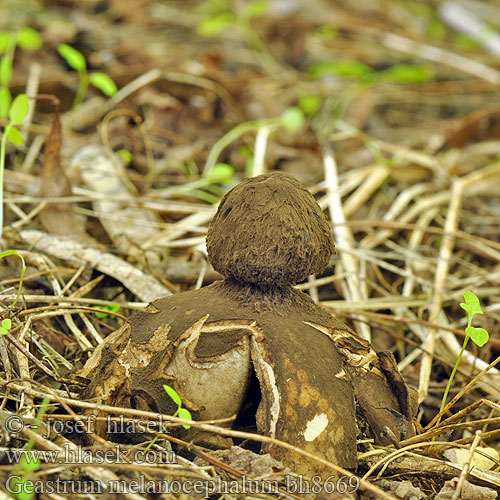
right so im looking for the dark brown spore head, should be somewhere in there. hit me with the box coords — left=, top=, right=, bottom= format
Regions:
left=206, top=172, right=335, bottom=288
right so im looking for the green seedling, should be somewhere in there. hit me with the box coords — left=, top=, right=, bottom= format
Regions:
left=298, top=95, right=322, bottom=116
left=94, top=303, right=120, bottom=319
left=141, top=384, right=193, bottom=455
left=1, top=94, right=30, bottom=238
left=196, top=0, right=279, bottom=74
left=116, top=149, right=133, bottom=165
left=163, top=384, right=192, bottom=429
left=0, top=27, right=42, bottom=118
left=203, top=107, right=306, bottom=176
left=58, top=44, right=117, bottom=109
left=10, top=397, right=50, bottom=500
left=154, top=163, right=235, bottom=204
left=0, top=318, right=11, bottom=335
left=437, top=291, right=489, bottom=424
left=308, top=59, right=434, bottom=85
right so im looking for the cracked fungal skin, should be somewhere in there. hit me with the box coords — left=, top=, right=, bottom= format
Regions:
left=207, top=172, right=335, bottom=288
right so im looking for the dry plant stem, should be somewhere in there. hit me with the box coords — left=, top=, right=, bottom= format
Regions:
left=7, top=200, right=45, bottom=231
left=142, top=210, right=214, bottom=249
left=2, top=333, right=87, bottom=387
left=342, top=165, right=390, bottom=217
left=400, top=415, right=500, bottom=448
left=23, top=62, right=41, bottom=142
left=106, top=69, right=237, bottom=120
left=334, top=309, right=500, bottom=349
left=190, top=447, right=304, bottom=500
left=322, top=142, right=370, bottom=340
left=382, top=33, right=500, bottom=84
left=419, top=162, right=500, bottom=404
left=16, top=316, right=33, bottom=414
left=347, top=219, right=500, bottom=254
left=252, top=124, right=270, bottom=176
left=307, top=274, right=319, bottom=303
left=0, top=379, right=396, bottom=500
left=452, top=430, right=482, bottom=500
left=100, top=108, right=154, bottom=183
left=0, top=294, right=146, bottom=311
left=361, top=190, right=449, bottom=250
left=362, top=441, right=463, bottom=481
left=20, top=229, right=170, bottom=302
left=20, top=134, right=44, bottom=172
left=10, top=191, right=216, bottom=215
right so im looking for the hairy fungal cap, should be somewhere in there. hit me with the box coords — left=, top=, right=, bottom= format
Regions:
left=207, top=172, right=335, bottom=288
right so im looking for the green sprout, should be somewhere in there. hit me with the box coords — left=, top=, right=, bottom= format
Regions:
left=141, top=384, right=193, bottom=455
left=94, top=303, right=120, bottom=319
left=57, top=43, right=117, bottom=109
left=203, top=107, right=306, bottom=176
left=10, top=397, right=50, bottom=500
left=116, top=149, right=133, bottom=165
left=307, top=59, right=434, bottom=85
left=163, top=384, right=192, bottom=429
left=437, top=291, right=489, bottom=424
left=153, top=163, right=235, bottom=204
left=0, top=27, right=42, bottom=118
left=0, top=318, right=12, bottom=335
left=1, top=94, right=30, bottom=238
left=0, top=250, right=26, bottom=307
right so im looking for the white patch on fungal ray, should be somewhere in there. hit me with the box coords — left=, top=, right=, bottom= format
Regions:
left=303, top=413, right=328, bottom=442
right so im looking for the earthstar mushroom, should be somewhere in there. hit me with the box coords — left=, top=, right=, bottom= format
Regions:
left=79, top=172, right=417, bottom=479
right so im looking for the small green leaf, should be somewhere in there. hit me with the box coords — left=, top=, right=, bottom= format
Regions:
left=89, top=72, right=117, bottom=96
left=94, top=304, right=120, bottom=319
left=315, top=25, right=338, bottom=40
left=197, top=12, right=235, bottom=37
left=9, top=94, right=29, bottom=125
left=308, top=59, right=373, bottom=79
left=58, top=43, right=86, bottom=73
left=177, top=407, right=192, bottom=429
left=427, top=19, right=447, bottom=40
left=244, top=0, right=268, bottom=19
left=163, top=384, right=182, bottom=408
left=298, top=95, right=321, bottom=116
left=0, top=56, right=12, bottom=86
left=0, top=86, right=11, bottom=118
left=280, top=107, right=305, bottom=132
left=460, top=291, right=483, bottom=319
left=0, top=32, right=12, bottom=54
left=21, top=453, right=41, bottom=473
left=452, top=33, right=481, bottom=50
left=208, top=163, right=234, bottom=182
left=17, top=27, right=42, bottom=50
left=7, top=126, right=24, bottom=145
left=377, top=65, right=433, bottom=84
left=466, top=326, right=489, bottom=347
left=116, top=149, right=133, bottom=164
left=0, top=318, right=11, bottom=335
